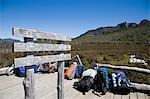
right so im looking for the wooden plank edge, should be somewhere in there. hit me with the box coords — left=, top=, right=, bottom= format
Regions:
left=14, top=54, right=71, bottom=68
left=96, top=63, right=150, bottom=74
left=12, top=27, right=71, bottom=41
left=14, top=42, right=71, bottom=52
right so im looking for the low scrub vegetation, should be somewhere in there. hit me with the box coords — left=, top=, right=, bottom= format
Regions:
left=71, top=43, right=150, bottom=84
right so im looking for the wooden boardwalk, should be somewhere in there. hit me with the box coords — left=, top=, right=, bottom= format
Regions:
left=0, top=73, right=149, bottom=99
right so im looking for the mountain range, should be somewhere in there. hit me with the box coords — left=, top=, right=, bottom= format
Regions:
left=0, top=19, right=149, bottom=44
left=73, top=19, right=150, bottom=44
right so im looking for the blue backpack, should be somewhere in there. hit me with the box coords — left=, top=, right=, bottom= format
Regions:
left=113, top=71, right=131, bottom=94
left=16, top=65, right=37, bottom=77
left=116, top=71, right=130, bottom=87
left=16, top=66, right=25, bottom=77
left=75, top=65, right=84, bottom=78
left=98, top=67, right=109, bottom=94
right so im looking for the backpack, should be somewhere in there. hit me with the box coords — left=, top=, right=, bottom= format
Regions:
left=64, top=64, right=77, bottom=80
left=74, top=65, right=84, bottom=78
left=15, top=65, right=37, bottom=77
left=93, top=73, right=103, bottom=92
left=98, top=67, right=109, bottom=95
left=73, top=76, right=94, bottom=95
left=115, top=71, right=131, bottom=94
left=15, top=66, right=25, bottom=77
left=82, top=69, right=97, bottom=79
left=38, top=64, right=49, bottom=73
left=116, top=71, right=130, bottom=87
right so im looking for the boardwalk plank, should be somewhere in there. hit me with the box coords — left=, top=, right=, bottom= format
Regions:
left=113, top=94, right=121, bottom=99
left=75, top=90, right=105, bottom=99
left=137, top=92, right=146, bottom=99
left=64, top=80, right=77, bottom=99
left=87, top=90, right=105, bottom=99
left=144, top=94, right=150, bottom=99
left=130, top=92, right=138, bottom=99
left=122, top=94, right=129, bottom=99
left=0, top=75, right=23, bottom=91
left=105, top=92, right=114, bottom=99
left=35, top=73, right=57, bottom=99
left=0, top=73, right=148, bottom=99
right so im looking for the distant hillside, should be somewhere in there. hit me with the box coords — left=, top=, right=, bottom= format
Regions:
left=0, top=38, right=20, bottom=44
left=73, top=19, right=150, bottom=44
left=0, top=38, right=20, bottom=53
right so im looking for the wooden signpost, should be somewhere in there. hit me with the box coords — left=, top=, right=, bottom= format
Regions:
left=13, top=27, right=71, bottom=99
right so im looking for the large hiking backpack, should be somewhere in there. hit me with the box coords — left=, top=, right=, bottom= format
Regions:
left=64, top=64, right=77, bottom=80
left=115, top=71, right=131, bottom=94
left=93, top=73, right=103, bottom=92
left=74, top=65, right=84, bottom=78
left=73, top=76, right=94, bottom=95
left=98, top=67, right=109, bottom=95
left=116, top=71, right=130, bottom=87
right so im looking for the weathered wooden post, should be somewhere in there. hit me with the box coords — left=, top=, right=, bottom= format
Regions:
left=57, top=60, right=65, bottom=99
left=57, top=41, right=64, bottom=99
left=23, top=68, right=35, bottom=99
left=23, top=37, right=35, bottom=99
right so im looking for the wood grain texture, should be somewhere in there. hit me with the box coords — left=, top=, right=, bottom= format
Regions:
left=122, top=94, right=129, bottom=99
left=12, top=27, right=71, bottom=41
left=105, top=92, right=114, bottom=99
left=14, top=42, right=71, bottom=52
left=137, top=92, right=146, bottom=99
left=14, top=54, right=71, bottom=67
left=96, top=63, right=150, bottom=73
left=130, top=92, right=138, bottom=99
left=113, top=94, right=121, bottom=99
left=23, top=69, right=35, bottom=99
left=57, top=61, right=64, bottom=99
